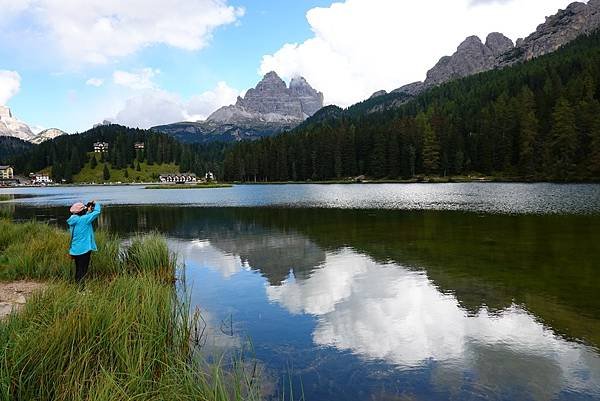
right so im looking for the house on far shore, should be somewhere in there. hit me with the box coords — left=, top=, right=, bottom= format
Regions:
left=0, top=165, right=18, bottom=186
left=0, top=165, right=14, bottom=180
left=205, top=171, right=215, bottom=182
left=29, top=173, right=53, bottom=185
left=134, top=142, right=145, bottom=150
left=159, top=173, right=197, bottom=184
left=93, top=142, right=109, bottom=153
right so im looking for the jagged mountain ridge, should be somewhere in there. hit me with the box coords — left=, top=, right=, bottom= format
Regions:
left=0, top=105, right=67, bottom=144
left=369, top=0, right=600, bottom=107
left=153, top=72, right=324, bottom=144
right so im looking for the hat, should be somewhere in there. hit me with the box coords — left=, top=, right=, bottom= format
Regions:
left=70, top=202, right=86, bottom=214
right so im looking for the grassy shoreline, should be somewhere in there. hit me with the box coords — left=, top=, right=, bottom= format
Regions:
left=0, top=219, right=262, bottom=400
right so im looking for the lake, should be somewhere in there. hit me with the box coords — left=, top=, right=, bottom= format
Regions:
left=1, top=183, right=600, bottom=400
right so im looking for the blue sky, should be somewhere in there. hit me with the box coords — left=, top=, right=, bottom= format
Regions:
left=0, top=0, right=576, bottom=133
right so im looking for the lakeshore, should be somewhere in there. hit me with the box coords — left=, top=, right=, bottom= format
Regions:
left=0, top=218, right=262, bottom=400
left=145, top=183, right=233, bottom=189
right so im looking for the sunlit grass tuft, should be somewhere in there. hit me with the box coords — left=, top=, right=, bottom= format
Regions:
left=125, top=233, right=176, bottom=282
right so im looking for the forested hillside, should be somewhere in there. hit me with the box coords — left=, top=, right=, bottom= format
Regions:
left=0, top=137, right=33, bottom=164
left=223, top=31, right=600, bottom=182
left=10, top=125, right=227, bottom=182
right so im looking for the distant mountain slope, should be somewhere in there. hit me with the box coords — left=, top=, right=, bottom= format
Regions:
left=152, top=72, right=324, bottom=143
left=293, top=105, right=345, bottom=131
left=152, top=119, right=295, bottom=144
left=31, top=128, right=67, bottom=145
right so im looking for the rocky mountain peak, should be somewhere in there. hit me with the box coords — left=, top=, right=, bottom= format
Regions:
left=485, top=32, right=514, bottom=56
left=0, top=106, right=35, bottom=142
left=254, top=71, right=287, bottom=92
left=512, top=0, right=600, bottom=63
left=0, top=105, right=12, bottom=119
left=212, top=72, right=324, bottom=123
left=457, top=35, right=485, bottom=51
left=425, top=35, right=500, bottom=87
left=289, top=76, right=324, bottom=117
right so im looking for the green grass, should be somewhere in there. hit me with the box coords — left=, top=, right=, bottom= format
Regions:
left=145, top=183, right=233, bottom=189
left=72, top=158, right=180, bottom=184
left=0, top=219, right=121, bottom=281
left=0, top=219, right=263, bottom=400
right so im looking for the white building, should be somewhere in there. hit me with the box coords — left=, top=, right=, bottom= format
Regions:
left=93, top=142, right=109, bottom=153
left=29, top=173, right=53, bottom=185
left=134, top=142, right=145, bottom=150
left=205, top=171, right=215, bottom=182
left=159, top=174, right=197, bottom=183
left=0, top=165, right=14, bottom=180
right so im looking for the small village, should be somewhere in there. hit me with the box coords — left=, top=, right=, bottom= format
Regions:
left=0, top=141, right=215, bottom=187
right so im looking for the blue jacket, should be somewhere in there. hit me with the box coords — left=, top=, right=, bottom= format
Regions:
left=67, top=203, right=101, bottom=256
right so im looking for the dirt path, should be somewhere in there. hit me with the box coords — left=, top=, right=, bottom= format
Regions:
left=0, top=281, right=46, bottom=318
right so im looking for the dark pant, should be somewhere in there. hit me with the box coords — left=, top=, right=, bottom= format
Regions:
left=74, top=251, right=91, bottom=284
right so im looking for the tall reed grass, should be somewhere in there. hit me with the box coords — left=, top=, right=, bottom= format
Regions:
left=0, top=219, right=122, bottom=281
left=0, top=219, right=264, bottom=401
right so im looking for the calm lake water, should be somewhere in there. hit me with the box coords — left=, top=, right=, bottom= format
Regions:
left=1, top=183, right=600, bottom=400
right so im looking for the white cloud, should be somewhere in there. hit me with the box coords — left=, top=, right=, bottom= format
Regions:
left=113, top=68, right=159, bottom=90
left=185, top=81, right=241, bottom=121
left=0, top=0, right=244, bottom=64
left=85, top=77, right=104, bottom=87
left=112, top=81, right=240, bottom=129
left=260, top=0, right=575, bottom=107
left=113, top=89, right=184, bottom=129
left=0, top=70, right=21, bottom=105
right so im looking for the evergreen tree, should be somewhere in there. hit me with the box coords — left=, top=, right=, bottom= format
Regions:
left=136, top=161, right=141, bottom=172
left=103, top=163, right=111, bottom=181
left=52, top=163, right=64, bottom=183
left=518, top=87, right=539, bottom=176
left=548, top=97, right=578, bottom=179
left=418, top=113, right=440, bottom=174
left=588, top=104, right=600, bottom=176
left=89, top=154, right=98, bottom=169
left=341, top=124, right=357, bottom=177
left=63, top=160, right=73, bottom=183
left=369, top=131, right=387, bottom=178
left=124, top=169, right=129, bottom=179
left=388, top=132, right=400, bottom=178
left=69, top=150, right=80, bottom=177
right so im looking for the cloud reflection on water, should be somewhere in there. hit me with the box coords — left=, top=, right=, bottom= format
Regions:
left=171, top=235, right=600, bottom=400
left=265, top=249, right=600, bottom=398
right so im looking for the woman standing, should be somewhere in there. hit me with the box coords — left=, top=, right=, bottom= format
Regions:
left=67, top=201, right=101, bottom=284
